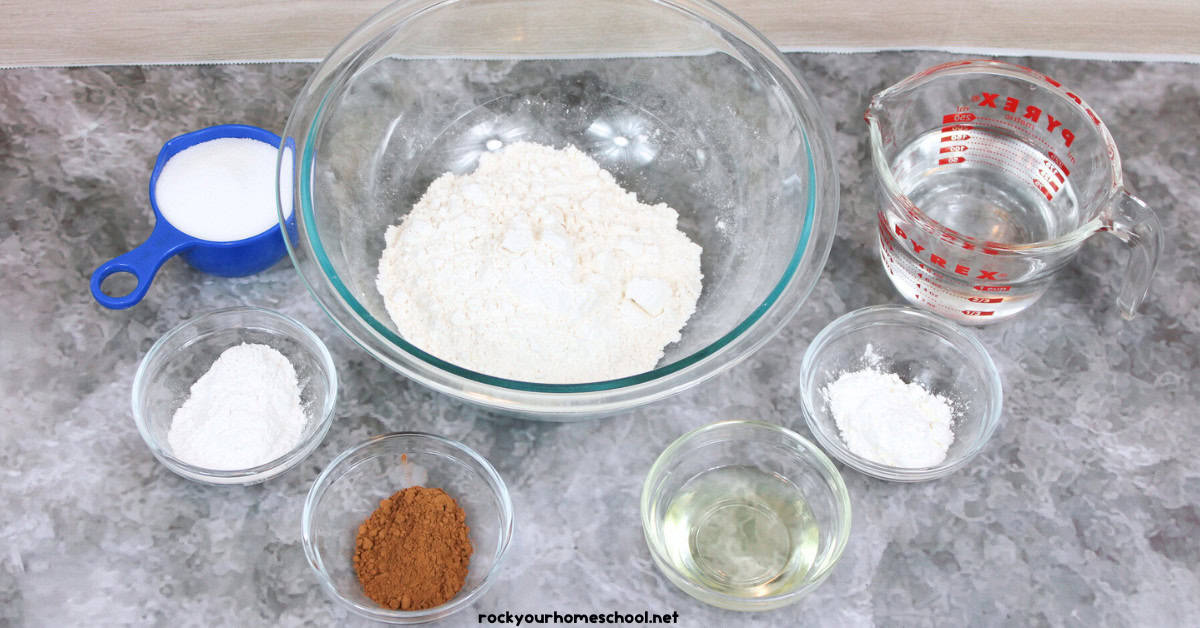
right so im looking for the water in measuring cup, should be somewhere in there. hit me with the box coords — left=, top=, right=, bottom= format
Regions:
left=881, top=128, right=1082, bottom=323
left=891, top=128, right=1081, bottom=243
left=660, top=465, right=819, bottom=597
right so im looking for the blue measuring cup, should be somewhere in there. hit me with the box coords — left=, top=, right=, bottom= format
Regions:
left=90, top=124, right=294, bottom=310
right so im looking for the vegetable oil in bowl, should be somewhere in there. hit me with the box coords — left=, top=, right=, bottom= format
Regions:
left=659, top=465, right=819, bottom=597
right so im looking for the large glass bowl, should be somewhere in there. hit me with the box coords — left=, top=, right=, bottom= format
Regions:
left=280, top=0, right=838, bottom=418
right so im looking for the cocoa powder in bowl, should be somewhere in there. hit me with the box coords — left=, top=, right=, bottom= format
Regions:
left=353, top=485, right=473, bottom=610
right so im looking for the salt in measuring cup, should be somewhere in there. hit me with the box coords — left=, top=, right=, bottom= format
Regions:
left=90, top=124, right=294, bottom=310
left=865, top=60, right=1163, bottom=324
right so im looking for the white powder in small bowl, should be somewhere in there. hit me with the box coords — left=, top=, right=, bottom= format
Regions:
left=822, top=358, right=956, bottom=468
left=167, top=343, right=307, bottom=470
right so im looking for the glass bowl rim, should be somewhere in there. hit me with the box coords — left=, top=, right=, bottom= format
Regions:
left=799, top=304, right=1005, bottom=482
left=301, top=431, right=516, bottom=622
left=130, top=305, right=339, bottom=484
left=638, top=419, right=852, bottom=608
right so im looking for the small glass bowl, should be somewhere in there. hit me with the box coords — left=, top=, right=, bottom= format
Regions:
left=302, top=433, right=514, bottom=624
left=800, top=304, right=1003, bottom=482
left=131, top=306, right=338, bottom=485
left=640, top=420, right=851, bottom=611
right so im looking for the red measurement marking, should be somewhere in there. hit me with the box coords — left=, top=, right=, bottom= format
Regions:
left=974, top=285, right=1011, bottom=292
left=1047, top=151, right=1071, bottom=177
left=1034, top=177, right=1054, bottom=201
left=969, top=296, right=1004, bottom=304
left=962, top=310, right=996, bottom=317
left=943, top=112, right=976, bottom=124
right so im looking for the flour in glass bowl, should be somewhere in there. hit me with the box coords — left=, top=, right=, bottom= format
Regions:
left=375, top=142, right=703, bottom=383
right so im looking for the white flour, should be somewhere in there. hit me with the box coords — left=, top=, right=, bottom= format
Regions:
left=376, top=142, right=703, bottom=383
left=167, top=343, right=307, bottom=470
left=823, top=349, right=956, bottom=468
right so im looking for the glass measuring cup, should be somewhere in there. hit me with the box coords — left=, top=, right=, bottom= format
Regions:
left=90, top=124, right=294, bottom=310
left=865, top=60, right=1162, bottom=324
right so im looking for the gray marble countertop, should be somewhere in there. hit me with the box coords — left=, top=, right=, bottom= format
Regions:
left=2, top=52, right=1198, bottom=627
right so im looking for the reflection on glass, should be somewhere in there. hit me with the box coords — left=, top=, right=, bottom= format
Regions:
left=445, top=116, right=534, bottom=173
left=586, top=114, right=659, bottom=166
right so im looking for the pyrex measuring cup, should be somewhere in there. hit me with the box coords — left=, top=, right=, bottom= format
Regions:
left=90, top=124, right=293, bottom=310
left=865, top=60, right=1162, bottom=324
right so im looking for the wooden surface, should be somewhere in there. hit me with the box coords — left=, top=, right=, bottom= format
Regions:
left=2, top=0, right=1198, bottom=67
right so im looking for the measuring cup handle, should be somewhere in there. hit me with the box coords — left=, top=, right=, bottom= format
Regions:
left=1107, top=191, right=1164, bottom=320
left=90, top=222, right=196, bottom=309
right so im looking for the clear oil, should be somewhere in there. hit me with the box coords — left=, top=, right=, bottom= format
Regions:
left=660, top=465, right=819, bottom=597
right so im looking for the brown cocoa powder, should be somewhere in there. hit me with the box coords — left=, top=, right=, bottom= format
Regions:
left=353, top=485, right=473, bottom=611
